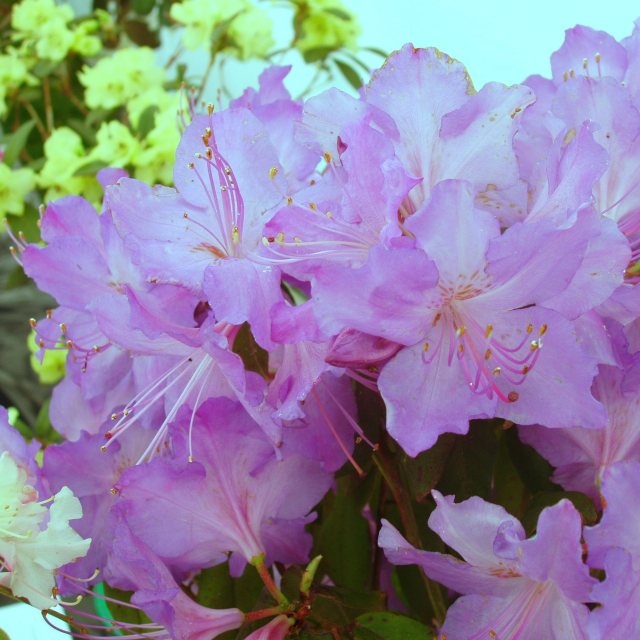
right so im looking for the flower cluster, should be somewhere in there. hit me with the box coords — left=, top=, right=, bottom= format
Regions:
left=4, top=16, right=640, bottom=640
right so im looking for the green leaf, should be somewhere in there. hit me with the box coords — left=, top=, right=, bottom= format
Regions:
left=314, top=476, right=372, bottom=590
left=491, top=428, right=527, bottom=517
left=132, top=0, right=155, bottom=14
left=35, top=398, right=60, bottom=444
left=0, top=628, right=11, bottom=640
left=355, top=612, right=433, bottom=640
left=210, top=14, right=240, bottom=56
left=437, top=419, right=500, bottom=501
left=334, top=59, right=362, bottom=91
left=302, top=46, right=335, bottom=63
left=505, top=427, right=557, bottom=493
left=101, top=584, right=153, bottom=627
left=322, top=7, right=352, bottom=20
left=309, top=586, right=386, bottom=627
left=136, top=105, right=159, bottom=137
left=31, top=60, right=60, bottom=78
left=124, top=20, right=160, bottom=47
left=73, top=160, right=108, bottom=177
left=231, top=323, right=270, bottom=379
left=522, top=491, right=597, bottom=533
left=403, top=434, right=455, bottom=502
left=363, top=46, right=388, bottom=58
left=2, top=121, right=35, bottom=167
left=195, top=563, right=235, bottom=609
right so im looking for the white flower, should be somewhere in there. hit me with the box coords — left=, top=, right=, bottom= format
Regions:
left=0, top=452, right=91, bottom=609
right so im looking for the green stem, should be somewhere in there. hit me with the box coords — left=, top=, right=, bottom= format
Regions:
left=250, top=555, right=289, bottom=607
left=372, top=443, right=447, bottom=624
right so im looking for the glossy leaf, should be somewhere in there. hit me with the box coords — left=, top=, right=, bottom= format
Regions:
left=355, top=612, right=433, bottom=640
left=2, top=121, right=35, bottom=167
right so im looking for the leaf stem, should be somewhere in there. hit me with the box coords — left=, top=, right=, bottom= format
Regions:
left=250, top=555, right=289, bottom=607
left=372, top=443, right=447, bottom=624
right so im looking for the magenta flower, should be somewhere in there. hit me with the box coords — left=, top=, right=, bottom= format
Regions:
left=113, top=398, right=331, bottom=574
left=106, top=523, right=244, bottom=640
left=583, top=462, right=640, bottom=637
left=519, top=356, right=640, bottom=503
left=380, top=492, right=595, bottom=639
left=315, top=179, right=604, bottom=454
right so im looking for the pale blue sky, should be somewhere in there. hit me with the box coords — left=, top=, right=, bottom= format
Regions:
left=349, top=0, right=635, bottom=86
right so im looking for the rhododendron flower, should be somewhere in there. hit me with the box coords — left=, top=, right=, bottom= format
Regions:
left=315, top=179, right=605, bottom=454
left=0, top=410, right=90, bottom=609
left=113, top=398, right=331, bottom=574
left=380, top=492, right=594, bottom=639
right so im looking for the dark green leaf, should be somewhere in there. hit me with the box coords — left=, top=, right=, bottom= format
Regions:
left=232, top=563, right=265, bottom=612
left=136, top=105, right=159, bottom=137
left=124, top=20, right=160, bottom=47
left=0, top=628, right=11, bottom=640
left=355, top=612, right=433, bottom=640
left=101, top=584, right=152, bottom=627
left=392, top=565, right=432, bottom=624
left=35, top=398, right=60, bottom=444
left=195, top=563, right=235, bottom=609
left=73, top=160, right=108, bottom=177
left=132, top=0, right=155, bottom=14
left=68, top=118, right=98, bottom=146
left=334, top=59, right=362, bottom=91
left=310, top=586, right=386, bottom=627
left=2, top=121, right=35, bottom=167
left=322, top=7, right=351, bottom=20
left=523, top=491, right=597, bottom=533
left=506, top=427, right=557, bottom=493
left=210, top=14, right=240, bottom=56
left=314, top=476, right=372, bottom=590
left=302, top=46, right=335, bottom=63
left=31, top=60, right=60, bottom=78
left=437, top=420, right=500, bottom=501
left=491, top=429, right=527, bottom=517
left=363, top=47, right=388, bottom=58
left=404, top=434, right=455, bottom=502
left=231, top=323, right=270, bottom=379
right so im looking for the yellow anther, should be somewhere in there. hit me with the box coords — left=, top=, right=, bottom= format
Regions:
left=325, top=211, right=333, bottom=219
left=595, top=52, right=601, bottom=64
left=205, top=147, right=213, bottom=160
left=269, top=166, right=279, bottom=179
left=530, top=340, right=539, bottom=351
left=582, top=57, right=588, bottom=70
left=539, top=323, right=547, bottom=336
left=423, top=343, right=429, bottom=352
left=187, top=162, right=195, bottom=169
left=484, top=348, right=492, bottom=360
left=458, top=344, right=464, bottom=353
left=507, top=391, right=519, bottom=403
left=526, top=323, right=533, bottom=334
left=309, top=202, right=317, bottom=210
left=232, top=226, right=240, bottom=244
left=29, top=318, right=37, bottom=328
left=485, top=324, right=493, bottom=338
left=207, top=103, right=214, bottom=115
left=522, top=365, right=530, bottom=374
left=276, top=231, right=285, bottom=244
left=324, top=151, right=332, bottom=163
left=286, top=196, right=293, bottom=206
left=492, top=367, right=501, bottom=376
left=456, top=325, right=466, bottom=337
